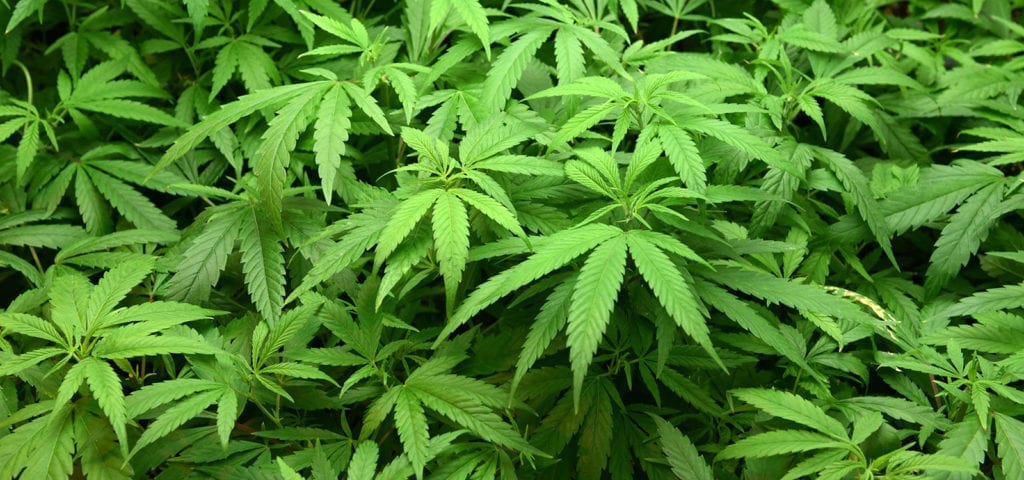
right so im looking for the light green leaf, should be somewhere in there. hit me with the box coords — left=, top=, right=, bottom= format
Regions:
left=74, top=168, right=112, bottom=235
left=706, top=266, right=880, bottom=330
left=15, top=120, right=40, bottom=183
left=377, top=228, right=433, bottom=308
left=684, top=117, right=798, bottom=177
left=348, top=441, right=379, bottom=480
left=628, top=231, right=717, bottom=365
left=803, top=0, right=838, bottom=40
left=890, top=453, right=977, bottom=475
left=211, top=41, right=240, bottom=97
left=652, top=415, right=714, bottom=480
left=512, top=277, right=574, bottom=394
left=405, top=379, right=541, bottom=456
left=553, top=27, right=585, bottom=85
left=925, top=181, right=1005, bottom=293
left=459, top=117, right=539, bottom=166
left=0, top=224, right=87, bottom=249
left=277, top=458, right=305, bottom=480
left=809, top=81, right=879, bottom=133
left=130, top=389, right=222, bottom=457
left=0, top=250, right=42, bottom=286
left=166, top=207, right=245, bottom=304
left=312, top=84, right=352, bottom=205
left=238, top=206, right=286, bottom=321
left=0, top=347, right=66, bottom=376
left=438, top=224, right=622, bottom=345
left=472, top=155, right=564, bottom=176
left=972, top=383, right=990, bottom=431
left=936, top=420, right=988, bottom=473
left=261, top=362, right=337, bottom=385
left=882, top=161, right=1003, bottom=234
left=395, top=388, right=431, bottom=479
left=947, top=283, right=1024, bottom=317
left=91, top=334, right=219, bottom=358
left=49, top=272, right=92, bottom=342
left=233, top=38, right=279, bottom=92
left=658, top=125, right=706, bottom=193
left=253, top=88, right=323, bottom=230
left=56, top=229, right=179, bottom=264
left=85, top=168, right=177, bottom=232
left=779, top=24, right=845, bottom=52
left=361, top=386, right=401, bottom=437
left=384, top=66, right=418, bottom=124
left=812, top=146, right=895, bottom=266
left=86, top=256, right=155, bottom=325
left=288, top=347, right=364, bottom=369
left=341, top=82, right=393, bottom=134
left=451, top=187, right=526, bottom=237
left=125, top=378, right=222, bottom=418
left=376, top=189, right=443, bottom=267
left=0, top=313, right=65, bottom=345
left=552, top=102, right=619, bottom=145
left=55, top=361, right=88, bottom=408
left=619, top=0, right=639, bottom=32
left=216, top=389, right=238, bottom=448
left=81, top=357, right=129, bottom=457
left=73, top=408, right=133, bottom=480
left=154, top=82, right=324, bottom=176
left=797, top=93, right=827, bottom=138
left=529, top=76, right=628, bottom=100
left=74, top=98, right=185, bottom=127
left=692, top=282, right=812, bottom=375
left=568, top=25, right=631, bottom=78
left=402, top=125, right=449, bottom=163
left=288, top=207, right=388, bottom=302
left=183, top=0, right=207, bottom=33
left=834, top=67, right=921, bottom=89
left=20, top=406, right=75, bottom=480
left=301, top=10, right=367, bottom=47
left=567, top=234, right=627, bottom=409
left=732, top=389, right=848, bottom=440
left=482, top=29, right=552, bottom=113
left=995, top=413, right=1024, bottom=479
left=0, top=117, right=29, bottom=145
left=717, top=430, right=848, bottom=459
left=448, top=0, right=490, bottom=58
left=432, top=192, right=470, bottom=314
left=565, top=160, right=616, bottom=198
left=6, top=0, right=48, bottom=33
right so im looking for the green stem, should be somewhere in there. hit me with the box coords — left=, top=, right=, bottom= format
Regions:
left=28, top=246, right=44, bottom=276
left=13, top=61, right=33, bottom=105
left=250, top=389, right=284, bottom=428
left=275, top=391, right=281, bottom=422
left=361, top=0, right=379, bottom=19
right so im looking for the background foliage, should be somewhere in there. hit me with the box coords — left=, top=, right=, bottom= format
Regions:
left=1, top=0, right=1024, bottom=478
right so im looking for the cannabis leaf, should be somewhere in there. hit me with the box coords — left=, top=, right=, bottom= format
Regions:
left=653, top=415, right=714, bottom=480
left=0, top=258, right=223, bottom=460
left=3, top=1, right=1023, bottom=478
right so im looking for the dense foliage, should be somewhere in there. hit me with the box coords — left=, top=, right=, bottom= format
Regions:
left=2, top=0, right=1024, bottom=478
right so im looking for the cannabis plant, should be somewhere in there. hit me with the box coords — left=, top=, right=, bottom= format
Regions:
left=1, top=0, right=1024, bottom=478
